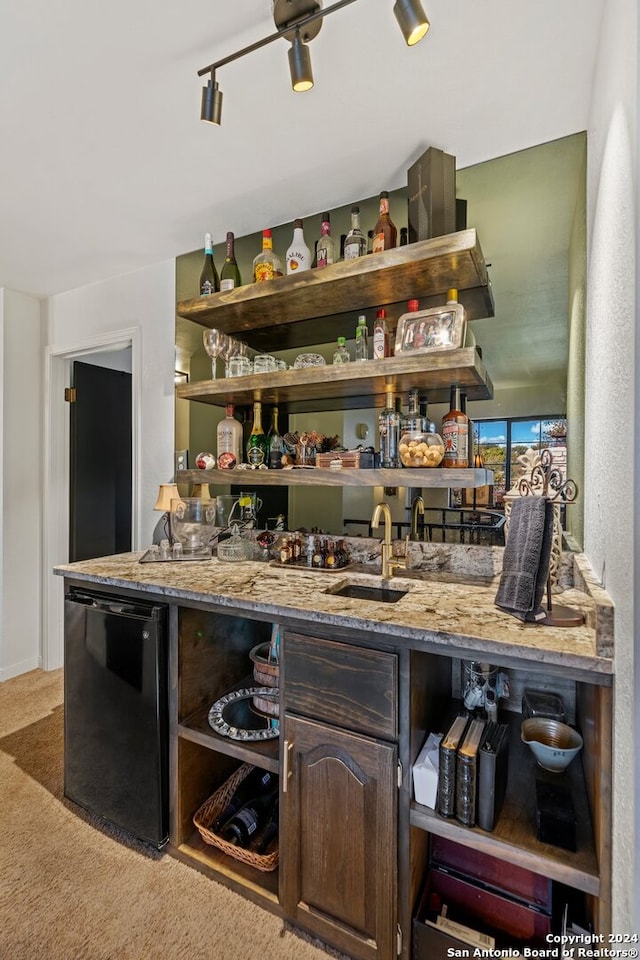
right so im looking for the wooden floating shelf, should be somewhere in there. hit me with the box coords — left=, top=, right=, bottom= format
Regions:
left=177, top=230, right=495, bottom=352
left=176, top=349, right=493, bottom=411
left=177, top=467, right=494, bottom=489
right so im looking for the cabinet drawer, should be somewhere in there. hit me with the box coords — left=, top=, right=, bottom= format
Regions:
left=283, top=632, right=397, bottom=739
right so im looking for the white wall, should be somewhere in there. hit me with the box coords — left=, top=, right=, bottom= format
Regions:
left=584, top=0, right=637, bottom=928
left=0, top=289, right=44, bottom=680
left=43, top=260, right=176, bottom=669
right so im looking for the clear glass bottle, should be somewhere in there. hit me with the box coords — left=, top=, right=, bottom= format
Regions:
left=332, top=336, right=350, bottom=364
left=378, top=384, right=400, bottom=468
left=246, top=400, right=269, bottom=466
left=372, top=191, right=397, bottom=253
left=442, top=383, right=469, bottom=468
left=419, top=394, right=436, bottom=433
left=200, top=232, right=220, bottom=295
left=355, top=315, right=369, bottom=361
left=316, top=213, right=336, bottom=269
left=343, top=206, right=367, bottom=260
left=253, top=229, right=283, bottom=282
left=267, top=405, right=285, bottom=469
left=286, top=219, right=311, bottom=275
left=220, top=231, right=241, bottom=290
left=373, top=308, right=391, bottom=360
left=216, top=402, right=243, bottom=467
left=401, top=388, right=427, bottom=433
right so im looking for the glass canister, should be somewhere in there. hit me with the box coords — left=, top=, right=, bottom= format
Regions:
left=398, top=430, right=445, bottom=467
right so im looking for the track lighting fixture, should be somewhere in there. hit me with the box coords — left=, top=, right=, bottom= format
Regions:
left=197, top=0, right=430, bottom=124
left=393, top=0, right=430, bottom=46
left=288, top=28, right=314, bottom=92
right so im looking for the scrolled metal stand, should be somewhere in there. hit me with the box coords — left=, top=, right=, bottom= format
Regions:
left=518, top=449, right=584, bottom=628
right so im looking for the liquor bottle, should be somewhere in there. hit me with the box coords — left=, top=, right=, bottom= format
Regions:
left=199, top=232, right=220, bottom=296
left=246, top=400, right=269, bottom=466
left=378, top=384, right=400, bottom=468
left=366, top=230, right=374, bottom=254
left=355, top=315, right=369, bottom=361
left=332, top=336, right=350, bottom=364
left=372, top=191, right=397, bottom=253
left=343, top=206, right=367, bottom=260
left=212, top=767, right=277, bottom=832
left=419, top=394, right=436, bottom=433
left=285, top=219, right=311, bottom=275
left=312, top=538, right=325, bottom=568
left=316, top=213, right=336, bottom=269
left=279, top=537, right=291, bottom=564
left=400, top=226, right=408, bottom=246
left=216, top=403, right=243, bottom=467
left=253, top=229, right=283, bottom=282
left=339, top=234, right=347, bottom=261
left=372, top=308, right=391, bottom=360
left=267, top=405, right=285, bottom=469
left=220, top=232, right=242, bottom=291
left=221, top=787, right=279, bottom=847
left=325, top=540, right=337, bottom=569
left=442, top=383, right=469, bottom=468
left=402, top=387, right=427, bottom=433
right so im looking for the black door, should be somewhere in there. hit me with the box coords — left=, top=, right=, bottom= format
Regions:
left=69, top=361, right=132, bottom=561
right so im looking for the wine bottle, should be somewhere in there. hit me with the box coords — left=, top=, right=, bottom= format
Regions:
left=267, top=405, right=285, bottom=469
left=378, top=384, right=400, bottom=468
left=372, top=191, right=397, bottom=253
left=355, top=315, right=369, bottom=361
left=254, top=798, right=279, bottom=854
left=216, top=403, right=243, bottom=468
left=316, top=213, right=336, bottom=269
left=344, top=206, right=367, bottom=260
left=253, top=229, right=283, bottom=282
left=213, top=767, right=277, bottom=832
left=221, top=787, right=279, bottom=847
left=247, top=400, right=269, bottom=466
left=200, top=232, right=220, bottom=296
left=286, top=219, right=311, bottom=275
left=220, top=232, right=242, bottom=291
left=442, top=383, right=469, bottom=468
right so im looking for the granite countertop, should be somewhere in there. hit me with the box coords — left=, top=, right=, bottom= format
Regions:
left=54, top=547, right=614, bottom=679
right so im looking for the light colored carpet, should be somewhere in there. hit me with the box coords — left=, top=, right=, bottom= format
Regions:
left=0, top=669, right=335, bottom=960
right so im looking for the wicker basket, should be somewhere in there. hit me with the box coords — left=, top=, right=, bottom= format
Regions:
left=192, top=763, right=279, bottom=872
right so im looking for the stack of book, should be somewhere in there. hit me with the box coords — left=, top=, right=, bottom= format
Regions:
left=437, top=715, right=509, bottom=829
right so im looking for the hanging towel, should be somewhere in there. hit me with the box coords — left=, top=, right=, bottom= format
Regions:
left=495, top=496, right=554, bottom=622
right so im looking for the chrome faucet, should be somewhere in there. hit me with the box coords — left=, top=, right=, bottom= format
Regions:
left=410, top=495, right=425, bottom=541
left=371, top=501, right=406, bottom=580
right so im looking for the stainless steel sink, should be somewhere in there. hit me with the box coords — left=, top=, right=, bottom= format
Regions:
left=325, top=581, right=408, bottom=603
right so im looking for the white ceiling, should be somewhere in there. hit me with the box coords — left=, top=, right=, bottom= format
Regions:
left=0, top=0, right=603, bottom=300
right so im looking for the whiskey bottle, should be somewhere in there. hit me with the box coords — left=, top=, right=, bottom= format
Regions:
left=316, top=213, right=336, bottom=269
left=253, top=229, right=283, bottom=282
left=355, top=315, right=369, bottom=361
left=220, top=232, right=242, bottom=291
left=372, top=191, right=397, bottom=253
left=199, top=232, right=220, bottom=295
left=216, top=403, right=243, bottom=467
left=285, top=219, right=311, bottom=275
left=343, top=206, right=367, bottom=260
left=442, top=383, right=469, bottom=468
left=378, top=384, right=400, bottom=468
left=246, top=400, right=269, bottom=466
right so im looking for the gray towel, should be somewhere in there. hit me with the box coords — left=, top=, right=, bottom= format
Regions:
left=495, top=496, right=554, bottom=622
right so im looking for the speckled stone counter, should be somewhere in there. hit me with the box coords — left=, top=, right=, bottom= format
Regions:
left=54, top=542, right=613, bottom=680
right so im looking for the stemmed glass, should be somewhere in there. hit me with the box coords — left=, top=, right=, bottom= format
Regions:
left=203, top=329, right=228, bottom=379
left=221, top=335, right=241, bottom=377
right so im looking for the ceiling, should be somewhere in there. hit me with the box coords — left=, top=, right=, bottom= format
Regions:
left=0, top=0, right=603, bottom=303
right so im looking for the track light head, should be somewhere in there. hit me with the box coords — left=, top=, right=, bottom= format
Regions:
left=393, top=0, right=430, bottom=46
left=288, top=29, right=314, bottom=92
left=201, top=74, right=223, bottom=124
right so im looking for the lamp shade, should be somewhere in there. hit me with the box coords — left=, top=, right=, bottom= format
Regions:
left=288, top=31, right=314, bottom=92
left=191, top=483, right=212, bottom=501
left=393, top=0, right=430, bottom=46
left=154, top=483, right=180, bottom=512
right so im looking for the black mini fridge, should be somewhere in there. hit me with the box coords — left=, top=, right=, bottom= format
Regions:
left=64, top=589, right=169, bottom=847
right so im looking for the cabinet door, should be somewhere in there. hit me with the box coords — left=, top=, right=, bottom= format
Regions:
left=281, top=713, right=398, bottom=960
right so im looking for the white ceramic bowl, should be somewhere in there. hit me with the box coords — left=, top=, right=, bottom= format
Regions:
left=521, top=717, right=583, bottom=773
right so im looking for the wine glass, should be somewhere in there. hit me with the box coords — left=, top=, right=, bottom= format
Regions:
left=221, top=335, right=241, bottom=377
left=202, top=328, right=228, bottom=379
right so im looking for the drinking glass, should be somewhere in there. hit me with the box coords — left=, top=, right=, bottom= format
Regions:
left=222, top=336, right=241, bottom=377
left=253, top=353, right=277, bottom=374
left=202, top=329, right=228, bottom=379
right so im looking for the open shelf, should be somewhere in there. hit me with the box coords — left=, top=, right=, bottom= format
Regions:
left=176, top=831, right=279, bottom=903
left=179, top=704, right=280, bottom=774
left=177, top=230, right=494, bottom=352
left=177, top=467, right=494, bottom=489
left=176, top=348, right=493, bottom=411
left=410, top=713, right=599, bottom=897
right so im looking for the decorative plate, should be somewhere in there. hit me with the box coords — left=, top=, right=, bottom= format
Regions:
left=207, top=687, right=280, bottom=740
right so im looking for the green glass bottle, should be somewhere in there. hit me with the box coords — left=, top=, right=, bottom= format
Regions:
left=246, top=401, right=269, bottom=467
left=220, top=232, right=242, bottom=291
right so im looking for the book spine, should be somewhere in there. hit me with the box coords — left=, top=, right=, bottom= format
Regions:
left=438, top=745, right=458, bottom=818
left=456, top=752, right=478, bottom=826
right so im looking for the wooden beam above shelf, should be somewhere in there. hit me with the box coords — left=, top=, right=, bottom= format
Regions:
left=177, top=229, right=495, bottom=353
left=176, top=348, right=493, bottom=412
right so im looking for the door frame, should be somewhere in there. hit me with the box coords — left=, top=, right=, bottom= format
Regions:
left=43, top=326, right=141, bottom=670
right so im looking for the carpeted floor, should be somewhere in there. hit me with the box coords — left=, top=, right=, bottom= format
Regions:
left=0, top=669, right=336, bottom=960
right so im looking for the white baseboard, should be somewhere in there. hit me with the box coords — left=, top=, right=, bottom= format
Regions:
left=0, top=655, right=42, bottom=682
